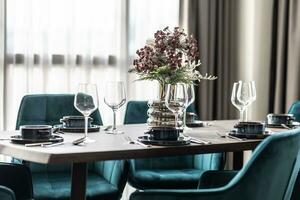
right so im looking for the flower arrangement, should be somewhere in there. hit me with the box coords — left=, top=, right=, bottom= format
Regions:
left=129, top=27, right=216, bottom=87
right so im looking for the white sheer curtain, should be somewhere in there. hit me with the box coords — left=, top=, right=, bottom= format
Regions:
left=5, top=0, right=179, bottom=130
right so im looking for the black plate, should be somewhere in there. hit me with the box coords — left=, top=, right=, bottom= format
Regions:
left=53, top=124, right=100, bottom=133
left=10, top=135, right=64, bottom=144
left=137, top=135, right=191, bottom=146
left=228, top=130, right=271, bottom=139
left=266, top=121, right=300, bottom=128
left=186, top=120, right=205, bottom=128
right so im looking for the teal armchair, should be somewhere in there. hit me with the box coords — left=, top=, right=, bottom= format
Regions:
left=15, top=94, right=128, bottom=200
left=289, top=101, right=300, bottom=122
left=288, top=100, right=300, bottom=200
left=130, top=130, right=300, bottom=200
left=124, top=101, right=224, bottom=189
left=0, top=186, right=15, bottom=200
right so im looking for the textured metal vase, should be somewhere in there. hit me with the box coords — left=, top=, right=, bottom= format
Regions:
left=147, top=84, right=183, bottom=129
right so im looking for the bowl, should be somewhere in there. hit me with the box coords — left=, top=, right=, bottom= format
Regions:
left=20, top=125, right=53, bottom=140
left=145, top=128, right=180, bottom=141
left=266, top=114, right=295, bottom=126
left=60, top=116, right=93, bottom=128
left=234, top=122, right=265, bottom=135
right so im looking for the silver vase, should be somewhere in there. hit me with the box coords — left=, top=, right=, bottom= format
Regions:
left=147, top=84, right=183, bottom=129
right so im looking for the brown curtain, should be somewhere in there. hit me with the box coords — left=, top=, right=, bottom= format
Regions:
left=180, top=0, right=241, bottom=120
left=269, top=0, right=300, bottom=113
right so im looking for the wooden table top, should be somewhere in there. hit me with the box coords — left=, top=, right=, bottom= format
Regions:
left=0, top=120, right=281, bottom=164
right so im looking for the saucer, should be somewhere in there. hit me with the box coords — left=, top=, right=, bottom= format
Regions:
left=10, top=135, right=64, bottom=144
left=53, top=124, right=100, bottom=133
left=137, top=135, right=191, bottom=146
left=186, top=120, right=205, bottom=128
left=266, top=121, right=300, bottom=128
left=229, top=130, right=271, bottom=139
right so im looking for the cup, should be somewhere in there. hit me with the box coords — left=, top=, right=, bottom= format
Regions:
left=234, top=122, right=265, bottom=134
left=20, top=125, right=53, bottom=140
left=145, top=128, right=180, bottom=141
left=60, top=116, right=93, bottom=128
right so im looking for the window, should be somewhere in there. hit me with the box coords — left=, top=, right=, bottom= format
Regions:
left=5, top=0, right=179, bottom=129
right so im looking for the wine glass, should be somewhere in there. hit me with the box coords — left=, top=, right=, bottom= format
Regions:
left=183, top=84, right=195, bottom=130
left=74, top=83, right=99, bottom=143
left=104, top=81, right=126, bottom=134
left=165, top=83, right=188, bottom=129
left=237, top=81, right=256, bottom=121
left=231, top=81, right=246, bottom=121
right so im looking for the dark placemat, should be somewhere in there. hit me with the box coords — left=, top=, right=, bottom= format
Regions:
left=53, top=124, right=100, bottom=133
left=137, top=135, right=191, bottom=146
left=10, top=135, right=64, bottom=144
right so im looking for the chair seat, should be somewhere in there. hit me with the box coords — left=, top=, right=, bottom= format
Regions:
left=129, top=169, right=206, bottom=189
left=32, top=172, right=120, bottom=200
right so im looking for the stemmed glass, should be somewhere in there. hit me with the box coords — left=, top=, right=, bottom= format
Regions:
left=231, top=81, right=256, bottom=121
left=104, top=81, right=126, bottom=134
left=74, top=83, right=99, bottom=143
left=183, top=84, right=195, bottom=130
left=165, top=83, right=188, bottom=129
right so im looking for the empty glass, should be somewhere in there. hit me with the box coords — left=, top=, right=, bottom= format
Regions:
left=165, top=83, right=188, bottom=129
left=231, top=81, right=257, bottom=121
left=183, top=84, right=195, bottom=130
left=104, top=81, right=126, bottom=134
left=74, top=83, right=99, bottom=143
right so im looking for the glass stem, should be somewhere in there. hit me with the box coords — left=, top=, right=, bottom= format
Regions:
left=244, top=108, right=248, bottom=121
left=112, top=109, right=117, bottom=131
left=175, top=113, right=178, bottom=129
left=239, top=110, right=244, bottom=122
left=84, top=116, right=88, bottom=138
left=183, top=109, right=187, bottom=127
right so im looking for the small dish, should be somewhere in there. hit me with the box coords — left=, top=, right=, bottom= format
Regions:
left=137, top=135, right=191, bottom=146
left=266, top=121, right=300, bottom=128
left=53, top=124, right=100, bottom=133
left=10, top=135, right=64, bottom=145
left=186, top=120, right=205, bottom=128
left=60, top=116, right=93, bottom=128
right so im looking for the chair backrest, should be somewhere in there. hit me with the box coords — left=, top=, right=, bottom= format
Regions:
left=15, top=94, right=103, bottom=173
left=16, top=94, right=102, bottom=129
left=288, top=101, right=300, bottom=122
left=124, top=100, right=197, bottom=124
left=227, top=130, right=300, bottom=200
left=124, top=101, right=149, bottom=124
left=0, top=186, right=15, bottom=200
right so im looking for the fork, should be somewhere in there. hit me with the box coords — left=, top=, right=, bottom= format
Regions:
left=72, top=136, right=86, bottom=145
left=181, top=133, right=211, bottom=144
left=124, top=136, right=150, bottom=148
left=216, top=131, right=245, bottom=141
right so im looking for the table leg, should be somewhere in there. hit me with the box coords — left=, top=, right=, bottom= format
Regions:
left=233, top=151, right=244, bottom=170
left=71, top=162, right=87, bottom=200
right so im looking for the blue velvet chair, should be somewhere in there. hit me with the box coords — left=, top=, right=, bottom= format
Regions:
left=124, top=101, right=197, bottom=124
left=288, top=100, right=300, bottom=200
left=0, top=187, right=15, bottom=200
left=289, top=101, right=300, bottom=122
left=15, top=94, right=128, bottom=200
left=130, top=129, right=300, bottom=200
left=124, top=101, right=224, bottom=189
left=0, top=162, right=33, bottom=200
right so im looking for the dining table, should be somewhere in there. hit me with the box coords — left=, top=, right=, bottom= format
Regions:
left=0, top=120, right=284, bottom=200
